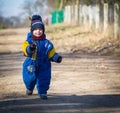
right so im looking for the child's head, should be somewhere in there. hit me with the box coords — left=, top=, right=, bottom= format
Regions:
left=32, top=28, right=43, bottom=37
left=31, top=15, right=45, bottom=37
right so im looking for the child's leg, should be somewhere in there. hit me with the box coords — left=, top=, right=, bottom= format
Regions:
left=36, top=68, right=51, bottom=95
left=22, top=64, right=36, bottom=94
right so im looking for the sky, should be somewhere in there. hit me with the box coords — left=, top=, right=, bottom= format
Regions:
left=0, top=0, right=25, bottom=18
left=0, top=0, right=51, bottom=19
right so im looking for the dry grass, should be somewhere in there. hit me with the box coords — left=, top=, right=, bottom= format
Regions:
left=0, top=24, right=119, bottom=56
left=46, top=24, right=120, bottom=56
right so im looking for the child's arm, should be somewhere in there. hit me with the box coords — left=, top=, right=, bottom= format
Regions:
left=22, top=32, right=36, bottom=57
left=22, top=41, right=36, bottom=56
left=45, top=41, right=62, bottom=63
left=50, top=52, right=62, bottom=63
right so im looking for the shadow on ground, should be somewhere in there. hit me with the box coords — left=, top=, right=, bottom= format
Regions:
left=0, top=94, right=120, bottom=113
left=0, top=52, right=120, bottom=113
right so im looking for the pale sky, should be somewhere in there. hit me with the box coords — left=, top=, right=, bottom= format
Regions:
left=1, top=0, right=25, bottom=18
left=0, top=0, right=50, bottom=19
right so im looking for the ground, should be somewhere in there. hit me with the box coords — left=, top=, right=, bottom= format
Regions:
left=0, top=24, right=120, bottom=113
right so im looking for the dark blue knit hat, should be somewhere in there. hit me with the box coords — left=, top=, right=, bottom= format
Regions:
left=31, top=15, right=45, bottom=33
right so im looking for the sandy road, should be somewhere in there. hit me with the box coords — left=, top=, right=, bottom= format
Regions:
left=0, top=51, right=120, bottom=113
left=0, top=26, right=120, bottom=113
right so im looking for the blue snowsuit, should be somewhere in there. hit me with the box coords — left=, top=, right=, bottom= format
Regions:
left=22, top=32, right=60, bottom=94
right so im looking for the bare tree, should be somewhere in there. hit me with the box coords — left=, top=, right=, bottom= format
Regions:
left=22, top=0, right=34, bottom=16
left=46, top=0, right=67, bottom=10
left=22, top=0, right=45, bottom=16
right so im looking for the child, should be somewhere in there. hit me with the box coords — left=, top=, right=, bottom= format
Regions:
left=22, top=15, right=62, bottom=99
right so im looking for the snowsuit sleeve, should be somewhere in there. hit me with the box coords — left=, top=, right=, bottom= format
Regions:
left=45, top=40, right=61, bottom=62
left=22, top=41, right=30, bottom=56
left=22, top=32, right=36, bottom=58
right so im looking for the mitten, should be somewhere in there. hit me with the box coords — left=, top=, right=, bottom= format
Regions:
left=26, top=44, right=36, bottom=55
left=30, top=44, right=36, bottom=51
left=57, top=56, right=62, bottom=63
left=52, top=53, right=62, bottom=63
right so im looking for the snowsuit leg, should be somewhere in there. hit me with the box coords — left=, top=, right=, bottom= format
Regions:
left=22, top=58, right=36, bottom=91
left=36, top=63, right=51, bottom=94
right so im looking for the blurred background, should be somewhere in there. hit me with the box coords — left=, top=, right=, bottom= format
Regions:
left=0, top=0, right=58, bottom=28
left=0, top=0, right=119, bottom=32
left=0, top=0, right=120, bottom=55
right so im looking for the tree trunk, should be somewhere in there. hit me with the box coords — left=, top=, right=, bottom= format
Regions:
left=59, top=0, right=64, bottom=10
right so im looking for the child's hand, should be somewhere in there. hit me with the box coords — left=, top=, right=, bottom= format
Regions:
left=30, top=44, right=36, bottom=51
left=51, top=53, right=62, bottom=63
left=57, top=56, right=62, bottom=63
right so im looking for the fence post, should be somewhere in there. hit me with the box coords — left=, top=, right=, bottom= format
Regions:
left=96, top=4, right=100, bottom=31
left=108, top=4, right=114, bottom=38
left=68, top=5, right=71, bottom=23
left=71, top=5, right=74, bottom=23
left=64, top=5, right=71, bottom=24
left=83, top=4, right=87, bottom=27
left=76, top=0, right=80, bottom=25
left=75, top=4, right=80, bottom=25
left=114, top=3, right=120, bottom=39
left=104, top=3, right=109, bottom=36
left=75, top=5, right=78, bottom=24
left=79, top=4, right=83, bottom=26
left=89, top=5, right=93, bottom=30
left=64, top=6, right=67, bottom=23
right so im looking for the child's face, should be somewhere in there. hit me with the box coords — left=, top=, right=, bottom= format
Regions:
left=33, top=28, right=43, bottom=37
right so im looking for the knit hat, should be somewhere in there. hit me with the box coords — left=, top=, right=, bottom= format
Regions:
left=31, top=15, right=45, bottom=33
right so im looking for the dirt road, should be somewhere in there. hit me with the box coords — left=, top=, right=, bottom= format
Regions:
left=0, top=26, right=120, bottom=113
